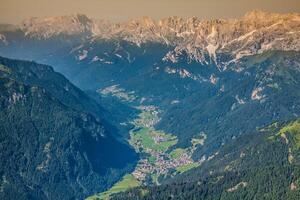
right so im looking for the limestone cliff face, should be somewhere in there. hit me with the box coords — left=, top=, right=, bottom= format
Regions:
left=7, top=10, right=298, bottom=68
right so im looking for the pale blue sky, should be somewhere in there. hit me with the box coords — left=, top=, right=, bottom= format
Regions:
left=0, top=0, right=299, bottom=24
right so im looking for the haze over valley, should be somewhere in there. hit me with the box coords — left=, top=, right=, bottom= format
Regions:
left=0, top=1, right=300, bottom=199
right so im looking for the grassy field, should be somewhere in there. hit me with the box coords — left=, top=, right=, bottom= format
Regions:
left=151, top=174, right=159, bottom=184
left=278, top=120, right=300, bottom=150
left=176, top=163, right=200, bottom=173
left=87, top=174, right=141, bottom=200
left=0, top=64, right=11, bottom=73
left=130, top=109, right=178, bottom=153
left=148, top=156, right=156, bottom=164
left=170, top=148, right=186, bottom=159
left=130, top=128, right=177, bottom=153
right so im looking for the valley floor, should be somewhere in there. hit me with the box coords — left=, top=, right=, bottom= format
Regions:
left=87, top=88, right=206, bottom=199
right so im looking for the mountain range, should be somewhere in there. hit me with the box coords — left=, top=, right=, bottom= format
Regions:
left=0, top=10, right=300, bottom=200
left=1, top=10, right=300, bottom=67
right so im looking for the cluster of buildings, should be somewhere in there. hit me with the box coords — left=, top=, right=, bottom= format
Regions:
left=153, top=135, right=167, bottom=143
left=130, top=106, right=204, bottom=184
left=132, top=145, right=195, bottom=183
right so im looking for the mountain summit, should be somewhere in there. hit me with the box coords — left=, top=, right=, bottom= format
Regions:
left=2, top=11, right=300, bottom=67
left=21, top=14, right=93, bottom=38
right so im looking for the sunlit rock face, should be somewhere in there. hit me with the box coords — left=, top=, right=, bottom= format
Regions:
left=2, top=11, right=300, bottom=68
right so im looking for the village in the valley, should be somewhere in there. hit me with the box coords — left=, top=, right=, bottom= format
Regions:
left=95, top=86, right=208, bottom=199
left=129, top=105, right=207, bottom=185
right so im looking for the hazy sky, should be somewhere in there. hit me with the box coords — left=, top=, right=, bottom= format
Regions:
left=0, top=0, right=300, bottom=24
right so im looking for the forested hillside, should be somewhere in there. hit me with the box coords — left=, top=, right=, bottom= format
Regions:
left=111, top=120, right=300, bottom=200
left=0, top=57, right=137, bottom=200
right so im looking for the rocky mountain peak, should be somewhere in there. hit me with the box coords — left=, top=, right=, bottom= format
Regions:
left=21, top=13, right=93, bottom=38
left=244, top=10, right=271, bottom=19
left=1, top=11, right=300, bottom=67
